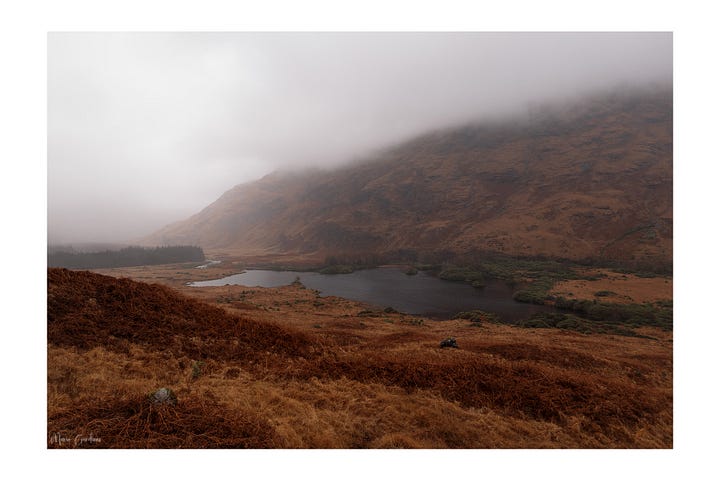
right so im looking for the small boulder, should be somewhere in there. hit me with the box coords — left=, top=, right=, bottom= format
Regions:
left=439, top=337, right=459, bottom=349
left=150, top=388, right=177, bottom=406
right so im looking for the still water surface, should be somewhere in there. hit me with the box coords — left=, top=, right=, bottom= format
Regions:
left=190, top=267, right=555, bottom=322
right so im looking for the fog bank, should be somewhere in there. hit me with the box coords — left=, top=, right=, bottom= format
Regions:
left=48, top=32, right=671, bottom=243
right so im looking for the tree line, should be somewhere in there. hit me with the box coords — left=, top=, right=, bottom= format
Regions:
left=47, top=245, right=205, bottom=269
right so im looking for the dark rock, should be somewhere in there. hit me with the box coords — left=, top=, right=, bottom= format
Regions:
left=439, top=337, right=459, bottom=349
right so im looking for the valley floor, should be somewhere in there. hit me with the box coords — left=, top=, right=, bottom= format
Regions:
left=47, top=262, right=672, bottom=448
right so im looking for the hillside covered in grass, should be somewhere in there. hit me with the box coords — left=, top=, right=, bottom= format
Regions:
left=144, top=87, right=671, bottom=270
left=48, top=267, right=672, bottom=448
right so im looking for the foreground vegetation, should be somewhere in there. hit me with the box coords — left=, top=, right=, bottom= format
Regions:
left=48, top=267, right=672, bottom=448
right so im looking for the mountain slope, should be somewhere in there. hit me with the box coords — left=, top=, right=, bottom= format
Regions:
left=145, top=87, right=672, bottom=267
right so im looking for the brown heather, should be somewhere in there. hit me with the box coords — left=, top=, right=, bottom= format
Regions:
left=48, top=267, right=672, bottom=448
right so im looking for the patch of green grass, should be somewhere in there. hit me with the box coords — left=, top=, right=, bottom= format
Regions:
left=428, top=254, right=598, bottom=299
left=520, top=317, right=552, bottom=329
left=191, top=360, right=205, bottom=380
left=594, top=290, right=617, bottom=297
left=318, top=264, right=356, bottom=274
left=413, top=264, right=437, bottom=272
left=453, top=310, right=499, bottom=323
left=518, top=312, right=650, bottom=337
left=611, top=266, right=671, bottom=278
left=400, top=317, right=424, bottom=326
left=438, top=266, right=485, bottom=284
left=512, top=276, right=555, bottom=305
left=553, top=297, right=672, bottom=331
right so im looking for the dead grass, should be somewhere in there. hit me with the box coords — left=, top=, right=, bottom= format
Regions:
left=50, top=392, right=279, bottom=448
left=47, top=267, right=672, bottom=448
left=550, top=269, right=672, bottom=304
left=48, top=268, right=314, bottom=360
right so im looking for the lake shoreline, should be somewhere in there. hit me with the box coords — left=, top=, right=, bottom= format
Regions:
left=187, top=266, right=557, bottom=323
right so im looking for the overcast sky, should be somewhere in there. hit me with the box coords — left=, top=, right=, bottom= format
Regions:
left=48, top=32, right=671, bottom=244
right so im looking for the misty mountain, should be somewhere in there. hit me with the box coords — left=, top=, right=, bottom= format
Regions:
left=143, top=87, right=672, bottom=268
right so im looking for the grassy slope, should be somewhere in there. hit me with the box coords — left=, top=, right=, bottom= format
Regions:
left=48, top=267, right=672, bottom=448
